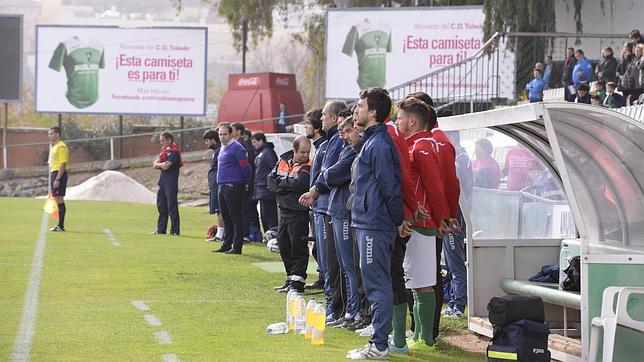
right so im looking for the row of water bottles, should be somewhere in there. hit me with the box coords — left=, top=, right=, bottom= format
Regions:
left=266, top=290, right=326, bottom=345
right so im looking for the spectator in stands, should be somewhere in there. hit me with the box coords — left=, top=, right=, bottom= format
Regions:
left=624, top=43, right=643, bottom=104
left=251, top=131, right=279, bottom=235
left=525, top=68, right=546, bottom=103
left=630, top=29, right=644, bottom=45
left=276, top=102, right=288, bottom=133
left=623, top=44, right=644, bottom=104
left=604, top=82, right=627, bottom=108
left=543, top=55, right=554, bottom=89
left=636, top=93, right=644, bottom=105
left=472, top=138, right=500, bottom=189
left=534, top=62, right=544, bottom=72
left=563, top=47, right=576, bottom=102
left=590, top=94, right=602, bottom=106
left=573, top=84, right=592, bottom=104
left=592, top=81, right=607, bottom=105
left=596, top=47, right=618, bottom=84
left=572, top=49, right=593, bottom=90
left=639, top=44, right=644, bottom=91
left=617, top=42, right=634, bottom=91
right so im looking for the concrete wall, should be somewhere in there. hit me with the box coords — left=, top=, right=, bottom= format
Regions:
left=0, top=127, right=208, bottom=169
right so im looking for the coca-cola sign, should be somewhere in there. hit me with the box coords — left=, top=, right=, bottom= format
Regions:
left=275, top=77, right=289, bottom=87
left=237, top=77, right=260, bottom=87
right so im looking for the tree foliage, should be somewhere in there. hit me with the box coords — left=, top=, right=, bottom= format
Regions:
left=482, top=0, right=557, bottom=96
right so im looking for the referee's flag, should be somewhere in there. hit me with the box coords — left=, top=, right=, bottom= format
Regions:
left=43, top=195, right=59, bottom=220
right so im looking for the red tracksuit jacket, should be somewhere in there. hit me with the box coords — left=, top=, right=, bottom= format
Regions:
left=405, top=131, right=449, bottom=229
left=387, top=122, right=416, bottom=220
left=431, top=127, right=460, bottom=218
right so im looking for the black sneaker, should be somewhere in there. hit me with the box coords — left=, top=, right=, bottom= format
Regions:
left=212, top=246, right=231, bottom=253
left=50, top=225, right=65, bottom=232
left=305, top=279, right=324, bottom=290
left=333, top=318, right=355, bottom=328
left=225, top=248, right=242, bottom=255
left=329, top=316, right=350, bottom=327
left=277, top=284, right=291, bottom=293
left=289, top=281, right=305, bottom=294
left=347, top=319, right=371, bottom=332
left=273, top=280, right=290, bottom=291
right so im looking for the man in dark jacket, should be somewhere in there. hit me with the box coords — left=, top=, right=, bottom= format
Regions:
left=203, top=129, right=224, bottom=241
left=252, top=131, right=279, bottom=233
left=276, top=102, right=288, bottom=133
left=304, top=107, right=326, bottom=291
left=232, top=122, right=261, bottom=242
left=213, top=123, right=251, bottom=255
left=299, top=100, right=349, bottom=324
left=563, top=47, right=576, bottom=102
left=153, top=132, right=182, bottom=235
left=345, top=88, right=404, bottom=360
left=268, top=135, right=312, bottom=292
left=316, top=113, right=360, bottom=328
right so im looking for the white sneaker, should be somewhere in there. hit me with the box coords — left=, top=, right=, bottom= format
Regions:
left=441, top=306, right=454, bottom=316
left=346, top=342, right=389, bottom=360
left=445, top=308, right=465, bottom=318
left=358, top=324, right=375, bottom=337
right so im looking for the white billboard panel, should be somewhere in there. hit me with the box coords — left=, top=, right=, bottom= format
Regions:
left=326, top=7, right=515, bottom=100
left=36, top=25, right=207, bottom=115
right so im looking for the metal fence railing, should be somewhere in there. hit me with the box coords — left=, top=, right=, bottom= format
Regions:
left=1, top=114, right=305, bottom=170
left=388, top=32, right=505, bottom=115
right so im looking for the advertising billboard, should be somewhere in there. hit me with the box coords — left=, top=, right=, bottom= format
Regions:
left=0, top=15, right=22, bottom=102
left=36, top=25, right=207, bottom=115
left=326, top=7, right=514, bottom=100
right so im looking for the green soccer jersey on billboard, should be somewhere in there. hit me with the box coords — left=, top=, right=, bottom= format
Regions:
left=342, top=19, right=392, bottom=89
left=49, top=37, right=105, bottom=109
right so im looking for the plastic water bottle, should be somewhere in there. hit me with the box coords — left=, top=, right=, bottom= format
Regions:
left=285, top=289, right=294, bottom=324
left=288, top=291, right=297, bottom=331
left=294, top=294, right=306, bottom=334
left=311, top=302, right=326, bottom=345
left=267, top=322, right=289, bottom=334
left=304, top=298, right=316, bottom=339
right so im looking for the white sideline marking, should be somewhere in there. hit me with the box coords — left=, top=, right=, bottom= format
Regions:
left=162, top=354, right=180, bottom=362
left=132, top=300, right=150, bottom=311
left=102, top=228, right=122, bottom=247
left=11, top=212, right=49, bottom=362
left=144, top=314, right=162, bottom=327
left=154, top=331, right=172, bottom=345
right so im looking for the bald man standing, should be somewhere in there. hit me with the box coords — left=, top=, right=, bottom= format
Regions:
left=267, top=136, right=313, bottom=292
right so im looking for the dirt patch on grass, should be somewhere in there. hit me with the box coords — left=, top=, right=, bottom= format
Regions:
left=442, top=329, right=489, bottom=355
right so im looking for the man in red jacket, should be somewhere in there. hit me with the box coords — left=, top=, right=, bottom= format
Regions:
left=406, top=92, right=461, bottom=337
left=384, top=115, right=430, bottom=354
left=396, top=97, right=450, bottom=351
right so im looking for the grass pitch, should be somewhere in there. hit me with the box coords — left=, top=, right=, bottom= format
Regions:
left=0, top=198, right=480, bottom=361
